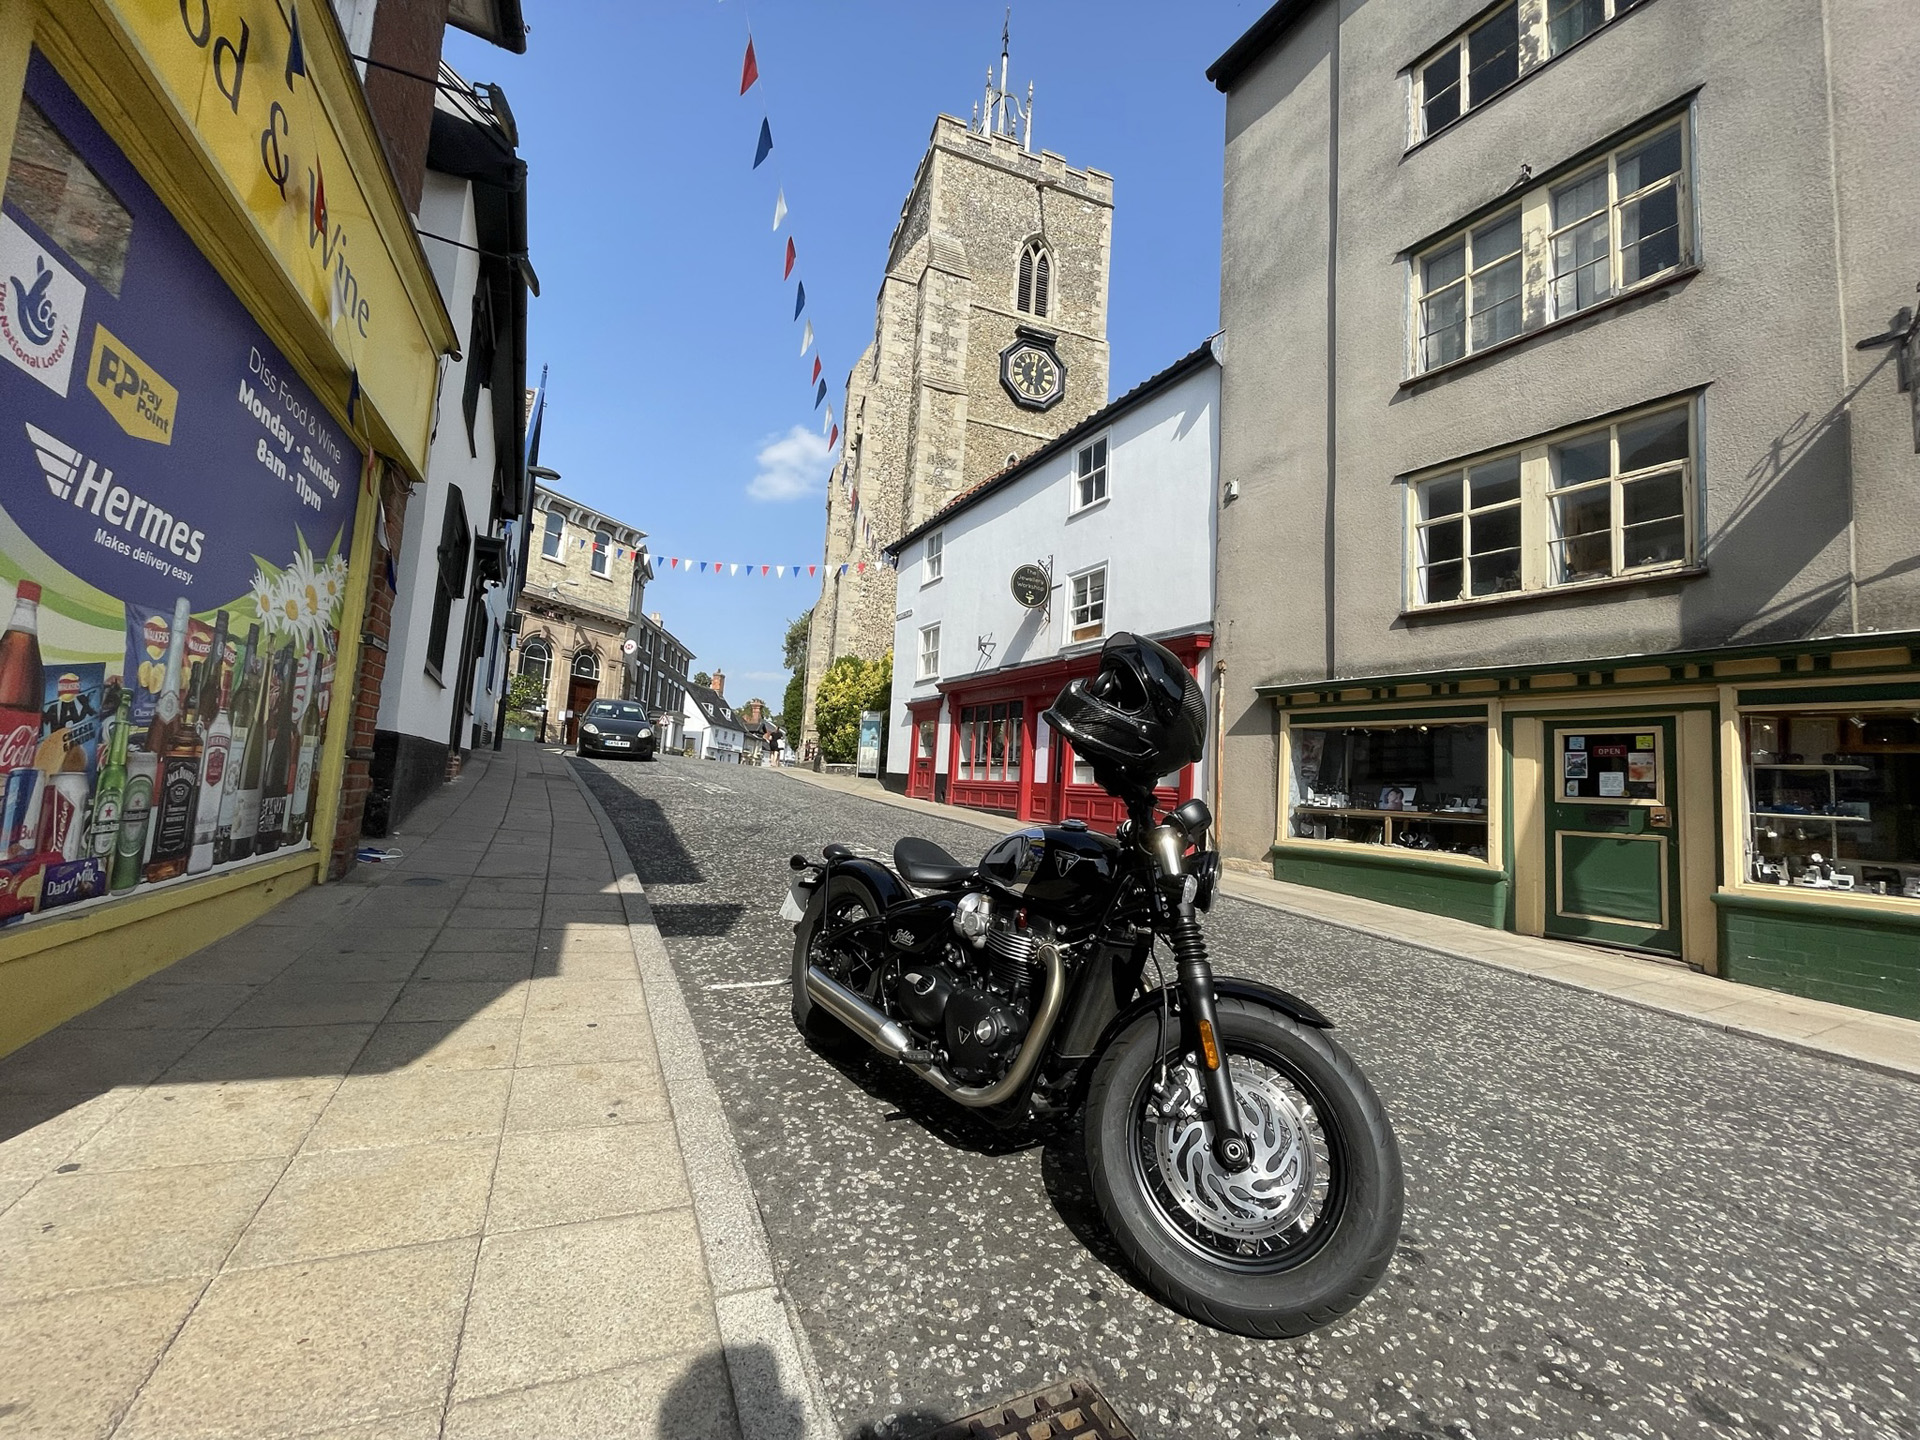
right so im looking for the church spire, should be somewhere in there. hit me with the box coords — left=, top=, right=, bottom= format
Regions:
left=973, top=7, right=1034, bottom=152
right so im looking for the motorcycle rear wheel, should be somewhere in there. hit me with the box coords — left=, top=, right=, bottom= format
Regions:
left=1084, top=996, right=1402, bottom=1338
left=790, top=872, right=880, bottom=1051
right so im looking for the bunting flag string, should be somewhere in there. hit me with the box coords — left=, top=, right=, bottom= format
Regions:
left=647, top=557, right=895, bottom=577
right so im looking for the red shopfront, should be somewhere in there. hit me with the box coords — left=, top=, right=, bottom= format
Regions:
left=907, top=634, right=1210, bottom=833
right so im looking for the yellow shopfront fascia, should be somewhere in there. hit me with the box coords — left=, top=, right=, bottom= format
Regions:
left=0, top=0, right=456, bottom=1054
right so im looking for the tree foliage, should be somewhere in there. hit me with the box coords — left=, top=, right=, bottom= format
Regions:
left=505, top=672, right=545, bottom=724
left=692, top=670, right=712, bottom=688
left=779, top=670, right=805, bottom=733
left=783, top=608, right=814, bottom=674
left=813, top=651, right=893, bottom=765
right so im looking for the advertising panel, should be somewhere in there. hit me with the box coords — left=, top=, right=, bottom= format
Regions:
left=0, top=54, right=358, bottom=926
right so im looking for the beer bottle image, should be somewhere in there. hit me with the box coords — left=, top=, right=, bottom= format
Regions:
left=256, top=648, right=296, bottom=855
left=214, top=625, right=260, bottom=864
left=229, top=639, right=275, bottom=862
left=189, top=661, right=233, bottom=874
left=285, top=643, right=323, bottom=846
left=111, top=750, right=158, bottom=893
left=0, top=580, right=45, bottom=775
left=89, top=693, right=131, bottom=859
left=146, top=659, right=204, bottom=882
left=144, top=597, right=191, bottom=758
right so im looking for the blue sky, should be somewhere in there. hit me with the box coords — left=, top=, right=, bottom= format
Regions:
left=444, top=1, right=1262, bottom=705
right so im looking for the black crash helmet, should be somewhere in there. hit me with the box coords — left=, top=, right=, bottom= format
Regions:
left=1042, top=632, right=1207, bottom=781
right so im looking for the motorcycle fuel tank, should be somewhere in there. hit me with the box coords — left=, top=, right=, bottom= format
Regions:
left=978, top=823, right=1121, bottom=920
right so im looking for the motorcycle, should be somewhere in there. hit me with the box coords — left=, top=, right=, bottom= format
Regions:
left=782, top=634, right=1402, bottom=1337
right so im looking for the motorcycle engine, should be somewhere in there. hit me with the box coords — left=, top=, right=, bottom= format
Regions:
left=894, top=900, right=1045, bottom=1083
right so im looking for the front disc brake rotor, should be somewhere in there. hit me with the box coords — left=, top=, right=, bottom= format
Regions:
left=1146, top=1058, right=1330, bottom=1245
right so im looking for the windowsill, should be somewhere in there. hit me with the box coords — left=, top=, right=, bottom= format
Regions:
left=424, top=660, right=445, bottom=688
left=1714, top=883, right=1920, bottom=928
left=1401, top=0, right=1665, bottom=161
left=1401, top=563, right=1706, bottom=621
left=1068, top=497, right=1109, bottom=520
left=1272, top=835, right=1503, bottom=873
left=540, top=552, right=564, bottom=565
left=921, top=575, right=943, bottom=588
left=1403, top=265, right=1700, bottom=389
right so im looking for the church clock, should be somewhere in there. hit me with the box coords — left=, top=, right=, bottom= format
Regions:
left=999, top=330, right=1066, bottom=411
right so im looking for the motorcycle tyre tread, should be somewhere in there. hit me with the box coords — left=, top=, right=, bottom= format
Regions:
left=1083, top=996, right=1403, bottom=1339
left=791, top=871, right=879, bottom=1056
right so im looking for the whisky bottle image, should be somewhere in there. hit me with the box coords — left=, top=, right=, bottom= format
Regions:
left=89, top=692, right=131, bottom=860
left=146, top=659, right=204, bottom=882
left=256, top=648, right=296, bottom=855
left=284, top=643, right=322, bottom=847
left=227, top=633, right=271, bottom=862
left=214, top=625, right=260, bottom=864
left=189, top=661, right=232, bottom=875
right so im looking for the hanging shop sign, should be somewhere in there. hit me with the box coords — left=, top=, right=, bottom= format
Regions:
left=1010, top=563, right=1050, bottom=610
left=0, top=55, right=357, bottom=926
left=110, top=0, right=442, bottom=470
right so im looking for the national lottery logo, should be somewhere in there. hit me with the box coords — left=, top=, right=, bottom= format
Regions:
left=0, top=212, right=85, bottom=397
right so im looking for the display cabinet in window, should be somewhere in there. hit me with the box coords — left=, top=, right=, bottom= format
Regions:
left=1743, top=712, right=1920, bottom=899
left=1288, top=721, right=1491, bottom=859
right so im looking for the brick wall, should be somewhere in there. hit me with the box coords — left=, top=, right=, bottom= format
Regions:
left=363, top=0, right=452, bottom=214
left=330, top=464, right=411, bottom=877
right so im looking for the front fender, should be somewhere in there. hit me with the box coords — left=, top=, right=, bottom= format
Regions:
left=1094, top=974, right=1333, bottom=1054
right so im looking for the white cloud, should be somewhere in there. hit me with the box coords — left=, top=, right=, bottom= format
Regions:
left=747, top=425, right=831, bottom=502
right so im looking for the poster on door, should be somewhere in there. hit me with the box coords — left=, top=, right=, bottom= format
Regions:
left=0, top=55, right=359, bottom=926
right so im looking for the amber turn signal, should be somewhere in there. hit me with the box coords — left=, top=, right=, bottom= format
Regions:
left=1197, top=1018, right=1220, bottom=1070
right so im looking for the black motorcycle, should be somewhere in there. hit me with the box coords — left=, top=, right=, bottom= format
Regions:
left=784, top=633, right=1402, bottom=1337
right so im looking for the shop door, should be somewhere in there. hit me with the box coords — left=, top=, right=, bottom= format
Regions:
left=1545, top=718, right=1682, bottom=956
left=909, top=715, right=937, bottom=799
left=564, top=676, right=598, bottom=743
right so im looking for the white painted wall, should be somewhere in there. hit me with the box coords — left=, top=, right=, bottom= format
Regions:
left=378, top=170, right=493, bottom=750
left=887, top=357, right=1220, bottom=780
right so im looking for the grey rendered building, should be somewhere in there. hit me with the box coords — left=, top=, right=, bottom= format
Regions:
left=1208, top=0, right=1920, bottom=1017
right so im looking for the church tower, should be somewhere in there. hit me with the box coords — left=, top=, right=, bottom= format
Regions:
left=800, top=29, right=1113, bottom=750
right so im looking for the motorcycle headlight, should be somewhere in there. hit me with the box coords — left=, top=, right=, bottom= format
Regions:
left=581, top=722, right=600, bottom=736
left=1190, top=851, right=1220, bottom=912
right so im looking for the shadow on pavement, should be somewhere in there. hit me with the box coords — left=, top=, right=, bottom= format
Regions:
left=650, top=902, right=749, bottom=937
left=572, top=762, right=706, bottom=886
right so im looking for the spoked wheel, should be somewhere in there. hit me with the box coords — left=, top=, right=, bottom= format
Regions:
left=1085, top=996, right=1402, bottom=1337
left=790, top=873, right=880, bottom=1050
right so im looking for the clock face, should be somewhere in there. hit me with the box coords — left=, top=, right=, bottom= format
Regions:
left=1000, top=339, right=1065, bottom=410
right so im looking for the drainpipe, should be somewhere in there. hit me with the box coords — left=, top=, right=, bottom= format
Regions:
left=1211, top=656, right=1227, bottom=848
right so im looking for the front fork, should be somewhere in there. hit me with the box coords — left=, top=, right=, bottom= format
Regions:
left=1168, top=898, right=1252, bottom=1173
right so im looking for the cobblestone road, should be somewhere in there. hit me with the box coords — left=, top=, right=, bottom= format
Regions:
left=578, top=753, right=1920, bottom=1440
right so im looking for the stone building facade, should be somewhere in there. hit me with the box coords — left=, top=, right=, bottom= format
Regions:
left=800, top=110, right=1114, bottom=748
left=512, top=484, right=648, bottom=745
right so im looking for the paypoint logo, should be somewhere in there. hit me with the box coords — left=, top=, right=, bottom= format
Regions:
left=24, top=423, right=206, bottom=563
left=87, top=325, right=177, bottom=444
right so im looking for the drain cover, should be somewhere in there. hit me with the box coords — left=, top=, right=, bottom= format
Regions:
left=402, top=877, right=446, bottom=886
left=921, top=1377, right=1137, bottom=1440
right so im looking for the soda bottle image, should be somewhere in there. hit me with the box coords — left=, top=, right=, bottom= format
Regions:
left=0, top=580, right=45, bottom=774
left=90, top=693, right=131, bottom=859
left=111, top=751, right=158, bottom=893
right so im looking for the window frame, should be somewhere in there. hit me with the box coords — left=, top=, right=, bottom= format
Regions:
left=540, top=509, right=564, bottom=561
left=1068, top=562, right=1108, bottom=644
left=918, top=622, right=941, bottom=681
left=1281, top=715, right=1501, bottom=869
left=1071, top=435, right=1109, bottom=515
left=517, top=637, right=552, bottom=689
left=1408, top=113, right=1693, bottom=376
left=1015, top=240, right=1052, bottom=318
left=1404, top=394, right=1701, bottom=612
left=590, top=528, right=612, bottom=577
left=923, top=529, right=944, bottom=585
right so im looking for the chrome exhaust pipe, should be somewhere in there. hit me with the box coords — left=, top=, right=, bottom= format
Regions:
left=806, top=939, right=1067, bottom=1110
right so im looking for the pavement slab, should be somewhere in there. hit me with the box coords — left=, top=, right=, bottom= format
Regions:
left=578, top=751, right=1920, bottom=1440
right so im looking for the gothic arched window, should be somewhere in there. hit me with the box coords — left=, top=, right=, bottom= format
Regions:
left=1016, top=241, right=1052, bottom=318
left=519, top=637, right=551, bottom=688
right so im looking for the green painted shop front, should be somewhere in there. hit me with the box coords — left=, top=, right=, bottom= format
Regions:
left=1260, top=634, right=1920, bottom=1022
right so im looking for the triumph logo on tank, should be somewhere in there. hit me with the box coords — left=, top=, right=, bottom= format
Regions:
left=24, top=423, right=208, bottom=568
left=0, top=213, right=85, bottom=397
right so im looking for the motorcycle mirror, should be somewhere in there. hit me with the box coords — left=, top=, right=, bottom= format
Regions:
left=789, top=854, right=809, bottom=871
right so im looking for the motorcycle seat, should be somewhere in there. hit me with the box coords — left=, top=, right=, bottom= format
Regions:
left=894, top=836, right=974, bottom=889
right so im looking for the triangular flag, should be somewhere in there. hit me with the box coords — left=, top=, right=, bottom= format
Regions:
left=739, top=37, right=759, bottom=94
left=822, top=403, right=833, bottom=435
left=752, top=117, right=773, bottom=169
left=793, top=282, right=806, bottom=319
left=345, top=366, right=360, bottom=426
left=809, top=565, right=817, bottom=577
left=761, top=565, right=769, bottom=576
left=775, top=565, right=785, bottom=577
left=810, top=356, right=821, bottom=384
left=772, top=189, right=787, bottom=231
left=670, top=557, right=679, bottom=568
left=837, top=564, right=848, bottom=576
left=284, top=1, right=308, bottom=87
left=828, top=424, right=839, bottom=449
left=714, top=561, right=723, bottom=572
left=783, top=237, right=796, bottom=280
left=699, top=561, right=708, bottom=572
left=799, top=319, right=813, bottom=355
left=858, top=561, right=867, bottom=574
left=311, top=151, right=329, bottom=243
left=730, top=564, right=740, bottom=576
left=814, top=379, right=827, bottom=407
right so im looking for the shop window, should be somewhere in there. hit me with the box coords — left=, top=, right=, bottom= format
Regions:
left=541, top=509, right=564, bottom=560
left=957, top=702, right=1022, bottom=783
left=918, top=623, right=941, bottom=680
left=1289, top=721, right=1490, bottom=858
left=5, top=98, right=131, bottom=295
left=924, top=530, right=943, bottom=584
left=1073, top=436, right=1108, bottom=512
left=1070, top=564, right=1107, bottom=643
left=1410, top=116, right=1690, bottom=372
left=1410, top=0, right=1648, bottom=146
left=1743, top=711, right=1920, bottom=899
left=1407, top=396, right=1696, bottom=608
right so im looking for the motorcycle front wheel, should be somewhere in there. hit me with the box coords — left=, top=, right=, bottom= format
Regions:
left=1084, top=995, right=1402, bottom=1338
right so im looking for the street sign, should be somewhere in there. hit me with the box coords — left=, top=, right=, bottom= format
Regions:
left=621, top=639, right=637, bottom=655
left=1010, top=563, right=1049, bottom=609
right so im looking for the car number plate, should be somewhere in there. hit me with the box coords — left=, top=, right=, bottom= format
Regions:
left=604, top=738, right=629, bottom=747
left=778, top=881, right=807, bottom=923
